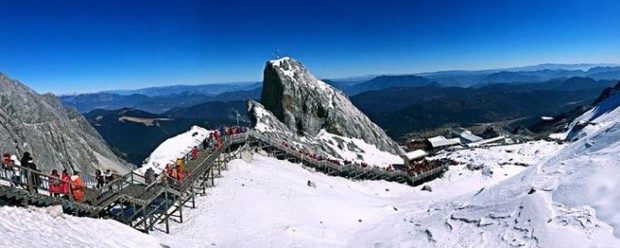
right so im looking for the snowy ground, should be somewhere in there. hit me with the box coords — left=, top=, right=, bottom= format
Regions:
left=0, top=206, right=161, bottom=248
left=153, top=154, right=418, bottom=248
left=138, top=126, right=211, bottom=175
left=5, top=92, right=620, bottom=247
left=316, top=129, right=402, bottom=168
left=425, top=140, right=566, bottom=200
left=358, top=94, right=620, bottom=247
left=151, top=138, right=572, bottom=247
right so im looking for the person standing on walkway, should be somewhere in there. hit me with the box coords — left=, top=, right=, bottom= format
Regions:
left=2, top=153, right=10, bottom=179
left=192, top=146, right=198, bottom=160
left=176, top=158, right=185, bottom=173
left=202, top=139, right=208, bottom=150
left=104, top=169, right=113, bottom=183
left=145, top=167, right=155, bottom=185
left=70, top=171, right=85, bottom=202
left=49, top=169, right=62, bottom=197
left=61, top=169, right=71, bottom=198
left=9, top=155, right=21, bottom=187
left=95, top=169, right=105, bottom=188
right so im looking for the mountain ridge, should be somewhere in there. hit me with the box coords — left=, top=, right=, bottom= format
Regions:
left=0, top=73, right=135, bottom=175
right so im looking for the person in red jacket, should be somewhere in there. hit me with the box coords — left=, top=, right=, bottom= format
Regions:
left=61, top=169, right=71, bottom=198
left=165, top=164, right=172, bottom=176
left=49, top=169, right=62, bottom=197
left=177, top=168, right=184, bottom=182
left=192, top=146, right=198, bottom=160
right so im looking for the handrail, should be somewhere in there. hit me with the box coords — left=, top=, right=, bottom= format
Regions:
left=1, top=129, right=450, bottom=230
left=0, top=163, right=82, bottom=201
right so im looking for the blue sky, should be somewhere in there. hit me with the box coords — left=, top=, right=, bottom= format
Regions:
left=0, top=0, right=619, bottom=94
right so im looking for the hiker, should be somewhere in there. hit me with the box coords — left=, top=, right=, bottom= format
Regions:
left=176, top=158, right=185, bottom=173
left=2, top=153, right=10, bottom=178
left=61, top=170, right=71, bottom=197
left=165, top=164, right=172, bottom=176
left=22, top=153, right=40, bottom=193
left=49, top=169, right=62, bottom=197
left=145, top=167, right=155, bottom=185
left=10, top=155, right=22, bottom=187
left=192, top=146, right=198, bottom=160
left=19, top=152, right=31, bottom=171
left=104, top=169, right=113, bottom=183
left=176, top=167, right=184, bottom=183
left=70, top=171, right=85, bottom=202
left=170, top=167, right=179, bottom=186
left=95, top=169, right=105, bottom=188
left=202, top=138, right=208, bottom=150
left=161, top=171, right=169, bottom=185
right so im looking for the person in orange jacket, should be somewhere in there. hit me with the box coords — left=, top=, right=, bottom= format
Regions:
left=70, top=171, right=85, bottom=202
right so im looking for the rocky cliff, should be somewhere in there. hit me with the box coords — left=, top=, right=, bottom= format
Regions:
left=0, top=73, right=135, bottom=175
left=260, top=57, right=403, bottom=155
left=247, top=99, right=402, bottom=166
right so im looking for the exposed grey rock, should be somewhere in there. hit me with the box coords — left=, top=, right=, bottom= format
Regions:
left=0, top=73, right=135, bottom=175
left=307, top=180, right=316, bottom=188
left=260, top=57, right=403, bottom=155
left=247, top=100, right=335, bottom=156
left=421, top=185, right=433, bottom=192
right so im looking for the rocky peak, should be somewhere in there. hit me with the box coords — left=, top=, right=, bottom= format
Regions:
left=260, top=57, right=403, bottom=155
left=0, top=73, right=135, bottom=175
left=593, top=80, right=620, bottom=105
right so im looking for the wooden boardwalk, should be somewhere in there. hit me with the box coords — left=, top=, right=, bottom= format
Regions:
left=0, top=130, right=448, bottom=233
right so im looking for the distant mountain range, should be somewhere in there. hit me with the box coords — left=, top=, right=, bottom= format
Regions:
left=416, top=65, right=620, bottom=87
left=84, top=100, right=248, bottom=165
left=60, top=88, right=261, bottom=114
left=57, top=63, right=620, bottom=164
left=350, top=77, right=617, bottom=138
left=101, top=82, right=261, bottom=97
left=59, top=64, right=620, bottom=114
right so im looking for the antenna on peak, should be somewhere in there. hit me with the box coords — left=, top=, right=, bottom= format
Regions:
left=274, top=49, right=281, bottom=59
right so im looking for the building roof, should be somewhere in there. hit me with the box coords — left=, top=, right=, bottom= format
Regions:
left=466, top=136, right=506, bottom=147
left=404, top=149, right=427, bottom=160
left=459, top=132, right=483, bottom=143
left=450, top=127, right=469, bottom=135
left=427, top=136, right=461, bottom=148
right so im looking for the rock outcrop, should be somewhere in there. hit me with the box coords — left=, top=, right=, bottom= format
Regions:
left=260, top=57, right=403, bottom=155
left=593, top=80, right=620, bottom=105
left=0, top=73, right=135, bottom=175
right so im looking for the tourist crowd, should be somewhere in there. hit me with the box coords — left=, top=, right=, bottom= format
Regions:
left=0, top=152, right=111, bottom=202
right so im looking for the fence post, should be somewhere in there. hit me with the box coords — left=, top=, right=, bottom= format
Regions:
left=26, top=168, right=33, bottom=194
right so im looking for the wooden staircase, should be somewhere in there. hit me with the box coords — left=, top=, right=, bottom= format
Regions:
left=0, top=130, right=448, bottom=233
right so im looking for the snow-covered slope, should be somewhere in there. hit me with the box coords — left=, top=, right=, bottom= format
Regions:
left=150, top=137, right=576, bottom=247
left=156, top=90, right=620, bottom=247
left=363, top=90, right=620, bottom=247
left=153, top=154, right=417, bottom=247
left=0, top=206, right=161, bottom=248
left=12, top=84, right=619, bottom=247
left=138, top=125, right=211, bottom=174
